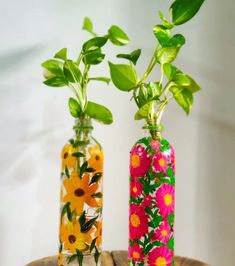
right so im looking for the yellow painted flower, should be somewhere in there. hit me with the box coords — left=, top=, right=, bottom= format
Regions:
left=88, top=145, right=103, bottom=172
left=60, top=221, right=93, bottom=253
left=58, top=252, right=63, bottom=266
left=61, top=144, right=77, bottom=169
left=63, top=172, right=99, bottom=215
left=95, top=221, right=102, bottom=246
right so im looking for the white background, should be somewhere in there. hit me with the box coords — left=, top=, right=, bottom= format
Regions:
left=0, top=0, right=235, bottom=265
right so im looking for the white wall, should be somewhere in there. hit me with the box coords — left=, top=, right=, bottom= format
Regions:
left=0, top=0, right=234, bottom=266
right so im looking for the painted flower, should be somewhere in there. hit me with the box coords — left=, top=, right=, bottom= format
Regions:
left=60, top=221, right=94, bottom=253
left=152, top=221, right=171, bottom=244
left=130, top=178, right=143, bottom=198
left=63, top=172, right=99, bottom=215
left=95, top=221, right=102, bottom=246
left=141, top=195, right=153, bottom=208
left=150, top=139, right=161, bottom=150
left=156, top=184, right=174, bottom=218
left=148, top=246, right=173, bottom=266
left=130, top=145, right=151, bottom=177
left=153, top=153, right=168, bottom=173
left=129, top=243, right=144, bottom=262
left=170, top=145, right=175, bottom=174
left=58, top=252, right=63, bottom=266
left=88, top=145, right=104, bottom=172
left=61, top=144, right=77, bottom=169
left=129, top=203, right=148, bottom=240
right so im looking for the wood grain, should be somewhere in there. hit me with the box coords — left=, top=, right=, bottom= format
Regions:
left=25, top=251, right=114, bottom=266
left=25, top=250, right=210, bottom=266
left=111, top=251, right=210, bottom=266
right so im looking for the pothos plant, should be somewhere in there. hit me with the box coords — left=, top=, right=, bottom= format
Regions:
left=42, top=17, right=130, bottom=125
left=109, top=0, right=205, bottom=136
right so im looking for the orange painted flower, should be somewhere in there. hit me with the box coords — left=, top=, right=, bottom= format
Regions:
left=58, top=252, right=63, bottom=266
left=95, top=221, right=102, bottom=246
left=63, top=172, right=99, bottom=215
left=60, top=221, right=93, bottom=253
left=61, top=144, right=77, bottom=169
left=88, top=145, right=103, bottom=172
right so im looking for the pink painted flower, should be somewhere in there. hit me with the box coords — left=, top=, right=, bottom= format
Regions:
left=170, top=145, right=176, bottom=174
left=153, top=152, right=168, bottom=173
left=150, top=139, right=160, bottom=150
left=141, top=195, right=153, bottom=208
left=152, top=221, right=171, bottom=244
left=128, top=243, right=144, bottom=262
left=130, top=178, right=143, bottom=198
left=130, top=145, right=151, bottom=177
left=148, top=246, right=173, bottom=266
left=156, top=183, right=174, bottom=218
left=129, top=203, right=148, bottom=240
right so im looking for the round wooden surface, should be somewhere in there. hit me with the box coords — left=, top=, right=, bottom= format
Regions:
left=25, top=251, right=210, bottom=266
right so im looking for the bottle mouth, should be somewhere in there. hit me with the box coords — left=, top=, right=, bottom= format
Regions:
left=73, top=124, right=93, bottom=131
left=142, top=124, right=164, bottom=132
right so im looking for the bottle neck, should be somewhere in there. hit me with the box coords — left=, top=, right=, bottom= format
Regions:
left=73, top=117, right=93, bottom=141
left=143, top=124, right=163, bottom=140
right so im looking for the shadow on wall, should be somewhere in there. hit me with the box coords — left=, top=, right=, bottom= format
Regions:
left=195, top=114, right=235, bottom=266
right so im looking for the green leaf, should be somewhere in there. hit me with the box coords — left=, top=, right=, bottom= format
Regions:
left=172, top=73, right=191, bottom=86
left=167, top=34, right=186, bottom=47
left=81, top=216, right=98, bottom=233
left=83, top=49, right=105, bottom=65
left=108, top=62, right=138, bottom=91
left=76, top=249, right=83, bottom=266
left=159, top=11, right=174, bottom=29
left=43, top=77, right=68, bottom=87
left=134, top=100, right=156, bottom=120
left=163, top=63, right=182, bottom=79
left=83, top=37, right=108, bottom=52
left=170, top=86, right=193, bottom=114
left=108, top=25, right=129, bottom=46
left=117, top=49, right=141, bottom=65
left=185, top=75, right=201, bottom=93
left=85, top=101, right=113, bottom=124
left=168, top=236, right=174, bottom=250
left=156, top=47, right=179, bottom=64
left=64, top=60, right=82, bottom=83
left=90, top=237, right=97, bottom=253
left=54, top=48, right=67, bottom=61
left=42, top=59, right=64, bottom=77
left=90, top=172, right=102, bottom=185
left=79, top=211, right=86, bottom=227
left=170, top=0, right=205, bottom=25
left=88, top=77, right=111, bottom=84
left=138, top=82, right=161, bottom=107
left=82, top=17, right=97, bottom=37
left=71, top=152, right=85, bottom=158
left=68, top=98, right=81, bottom=118
left=92, top=192, right=103, bottom=198
left=153, top=25, right=170, bottom=47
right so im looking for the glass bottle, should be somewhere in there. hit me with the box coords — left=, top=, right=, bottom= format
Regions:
left=58, top=117, right=103, bottom=266
left=128, top=124, right=175, bottom=266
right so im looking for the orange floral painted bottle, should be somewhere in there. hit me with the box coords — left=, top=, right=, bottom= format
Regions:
left=58, top=117, right=103, bottom=266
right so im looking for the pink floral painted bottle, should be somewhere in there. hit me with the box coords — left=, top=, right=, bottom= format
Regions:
left=128, top=125, right=175, bottom=266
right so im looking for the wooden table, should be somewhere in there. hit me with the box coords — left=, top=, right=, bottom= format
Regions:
left=26, top=251, right=210, bottom=266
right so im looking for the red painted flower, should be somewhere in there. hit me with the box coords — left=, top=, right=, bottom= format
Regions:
left=130, top=178, right=143, bottom=198
left=170, top=144, right=176, bottom=174
left=141, top=195, right=153, bottom=208
left=153, top=152, right=169, bottom=173
left=156, top=184, right=174, bottom=218
left=128, top=243, right=144, bottom=262
left=150, top=139, right=161, bottom=150
left=130, top=145, right=151, bottom=177
left=148, top=246, right=173, bottom=266
left=129, top=203, right=148, bottom=240
left=152, top=221, right=171, bottom=244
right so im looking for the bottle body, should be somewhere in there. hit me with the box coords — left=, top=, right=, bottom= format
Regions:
left=58, top=120, right=103, bottom=266
left=128, top=134, right=175, bottom=266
